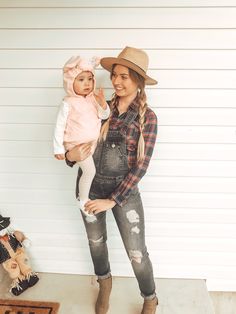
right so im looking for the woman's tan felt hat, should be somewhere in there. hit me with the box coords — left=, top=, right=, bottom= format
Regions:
left=100, top=46, right=157, bottom=85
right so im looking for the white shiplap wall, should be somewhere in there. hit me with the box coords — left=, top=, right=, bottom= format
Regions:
left=0, top=0, right=236, bottom=292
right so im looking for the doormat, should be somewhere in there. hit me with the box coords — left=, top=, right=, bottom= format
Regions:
left=0, top=299, right=60, bottom=314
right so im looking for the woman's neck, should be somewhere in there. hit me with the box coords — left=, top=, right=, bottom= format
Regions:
left=117, top=93, right=137, bottom=115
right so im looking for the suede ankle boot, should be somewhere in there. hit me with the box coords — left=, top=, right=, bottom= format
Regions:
left=141, top=296, right=158, bottom=314
left=95, top=276, right=112, bottom=314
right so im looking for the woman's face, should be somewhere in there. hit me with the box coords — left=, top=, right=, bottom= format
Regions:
left=111, top=65, right=138, bottom=99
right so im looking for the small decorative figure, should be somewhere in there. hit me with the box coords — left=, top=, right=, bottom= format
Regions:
left=0, top=214, right=39, bottom=296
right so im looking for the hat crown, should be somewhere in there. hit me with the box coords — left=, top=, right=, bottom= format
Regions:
left=118, top=46, right=149, bottom=73
left=100, top=46, right=157, bottom=85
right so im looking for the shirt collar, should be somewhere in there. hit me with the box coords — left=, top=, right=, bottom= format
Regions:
left=113, top=99, right=139, bottom=117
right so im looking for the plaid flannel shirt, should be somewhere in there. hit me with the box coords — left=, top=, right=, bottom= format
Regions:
left=109, top=102, right=157, bottom=206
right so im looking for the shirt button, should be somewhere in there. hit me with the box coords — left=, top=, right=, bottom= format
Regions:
left=111, top=143, right=116, bottom=148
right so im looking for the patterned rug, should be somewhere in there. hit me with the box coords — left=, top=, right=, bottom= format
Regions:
left=0, top=299, right=60, bottom=314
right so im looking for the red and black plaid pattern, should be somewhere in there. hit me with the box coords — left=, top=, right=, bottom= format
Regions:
left=110, top=103, right=157, bottom=206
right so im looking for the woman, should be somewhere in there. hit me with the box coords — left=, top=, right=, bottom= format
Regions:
left=66, top=46, right=158, bottom=314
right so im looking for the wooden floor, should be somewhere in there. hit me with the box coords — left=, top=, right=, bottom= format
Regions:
left=0, top=272, right=217, bottom=314
left=209, top=292, right=236, bottom=314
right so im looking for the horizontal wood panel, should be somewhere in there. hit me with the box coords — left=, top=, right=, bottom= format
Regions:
left=0, top=125, right=235, bottom=146
left=155, top=264, right=236, bottom=280
left=1, top=107, right=235, bottom=126
left=1, top=50, right=236, bottom=70
left=1, top=158, right=236, bottom=177
left=2, top=88, right=236, bottom=108
left=1, top=69, right=236, bottom=89
left=207, top=279, right=236, bottom=291
left=26, top=233, right=236, bottom=252
left=1, top=141, right=236, bottom=160
left=6, top=215, right=236, bottom=236
left=1, top=188, right=236, bottom=210
left=157, top=126, right=236, bottom=143
left=1, top=8, right=236, bottom=28
left=3, top=202, right=236, bottom=224
left=144, top=207, right=236, bottom=223
left=1, top=29, right=236, bottom=49
left=30, top=260, right=236, bottom=280
left=0, top=125, right=53, bottom=141
left=1, top=0, right=236, bottom=8
left=28, top=246, right=236, bottom=266
left=155, top=143, right=236, bottom=159
left=155, top=108, right=236, bottom=126
left=1, top=173, right=236, bottom=194
left=143, top=191, right=236, bottom=209
left=0, top=88, right=64, bottom=106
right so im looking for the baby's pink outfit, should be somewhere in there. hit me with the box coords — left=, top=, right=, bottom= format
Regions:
left=53, top=56, right=110, bottom=216
left=54, top=56, right=109, bottom=154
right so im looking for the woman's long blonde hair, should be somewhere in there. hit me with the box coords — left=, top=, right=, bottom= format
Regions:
left=99, top=65, right=148, bottom=162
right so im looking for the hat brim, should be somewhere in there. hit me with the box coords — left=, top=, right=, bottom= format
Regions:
left=100, top=57, right=157, bottom=85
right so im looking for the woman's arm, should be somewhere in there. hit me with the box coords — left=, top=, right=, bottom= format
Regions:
left=110, top=109, right=157, bottom=206
left=84, top=198, right=116, bottom=215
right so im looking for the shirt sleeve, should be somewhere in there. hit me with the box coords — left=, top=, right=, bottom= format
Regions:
left=110, top=110, right=157, bottom=207
left=97, top=102, right=110, bottom=119
left=53, top=101, right=69, bottom=154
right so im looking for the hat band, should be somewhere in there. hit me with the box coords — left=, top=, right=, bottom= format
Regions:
left=120, top=58, right=146, bottom=75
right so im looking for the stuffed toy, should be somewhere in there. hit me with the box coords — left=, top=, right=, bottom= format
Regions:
left=0, top=214, right=39, bottom=296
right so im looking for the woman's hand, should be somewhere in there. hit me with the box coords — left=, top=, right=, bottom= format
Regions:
left=85, top=199, right=116, bottom=215
left=66, top=143, right=92, bottom=162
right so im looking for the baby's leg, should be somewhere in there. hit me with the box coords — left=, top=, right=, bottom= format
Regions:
left=77, top=155, right=96, bottom=216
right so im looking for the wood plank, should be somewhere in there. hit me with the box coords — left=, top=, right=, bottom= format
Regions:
left=1, top=188, right=236, bottom=210
left=1, top=173, right=236, bottom=194
left=2, top=50, right=236, bottom=70
left=0, top=125, right=52, bottom=141
left=1, top=125, right=236, bottom=147
left=1, top=0, right=236, bottom=8
left=142, top=191, right=236, bottom=209
left=157, top=126, right=236, bottom=143
left=1, top=69, right=236, bottom=89
left=1, top=141, right=236, bottom=160
left=1, top=29, right=236, bottom=49
left=1, top=106, right=236, bottom=126
left=25, top=233, right=236, bottom=252
left=147, top=89, right=236, bottom=108
left=8, top=216, right=236, bottom=236
left=0, top=158, right=236, bottom=177
left=28, top=246, right=236, bottom=266
left=2, top=88, right=236, bottom=108
left=155, top=143, right=236, bottom=160
left=1, top=8, right=236, bottom=28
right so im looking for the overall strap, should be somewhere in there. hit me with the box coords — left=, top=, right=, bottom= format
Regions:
left=120, top=109, right=139, bottom=135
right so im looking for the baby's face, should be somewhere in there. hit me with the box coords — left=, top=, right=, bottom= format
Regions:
left=73, top=71, right=94, bottom=96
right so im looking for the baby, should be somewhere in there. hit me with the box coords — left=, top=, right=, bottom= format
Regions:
left=53, top=56, right=110, bottom=215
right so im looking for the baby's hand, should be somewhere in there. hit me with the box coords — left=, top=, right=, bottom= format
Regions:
left=54, top=154, right=65, bottom=160
left=94, top=88, right=107, bottom=109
